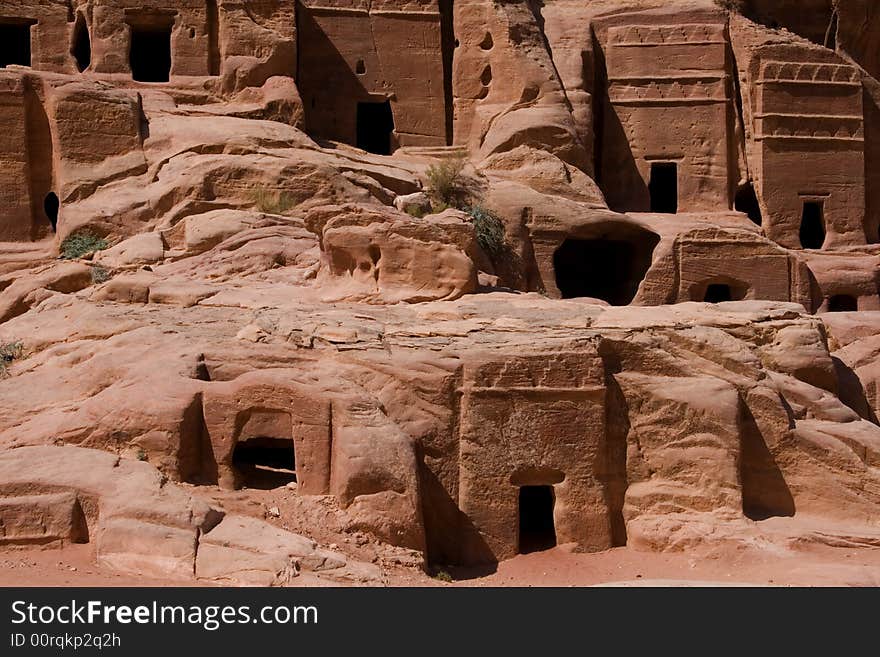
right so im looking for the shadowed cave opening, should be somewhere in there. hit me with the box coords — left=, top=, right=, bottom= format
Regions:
left=232, top=436, right=297, bottom=490
left=129, top=24, right=172, bottom=82
left=692, top=278, right=749, bottom=303
left=828, top=294, right=858, bottom=312
left=553, top=227, right=660, bottom=305
left=43, top=193, right=59, bottom=232
left=704, top=284, right=733, bottom=303
left=0, top=22, right=33, bottom=68
left=356, top=101, right=395, bottom=155
left=735, top=182, right=763, bottom=226
left=518, top=485, right=556, bottom=554
left=71, top=12, right=91, bottom=72
left=800, top=200, right=826, bottom=249
left=649, top=162, right=678, bottom=214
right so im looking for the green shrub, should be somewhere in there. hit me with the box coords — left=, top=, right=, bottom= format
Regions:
left=251, top=188, right=296, bottom=215
left=467, top=205, right=505, bottom=255
left=425, top=155, right=470, bottom=210
left=136, top=448, right=147, bottom=462
left=90, top=266, right=111, bottom=284
left=60, top=231, right=108, bottom=260
left=431, top=569, right=453, bottom=583
left=0, top=341, right=23, bottom=378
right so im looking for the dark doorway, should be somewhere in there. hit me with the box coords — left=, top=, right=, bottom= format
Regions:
left=704, top=284, right=733, bottom=303
left=43, top=193, right=59, bottom=232
left=71, top=13, right=91, bottom=72
left=356, top=101, right=394, bottom=155
left=553, top=228, right=660, bottom=305
left=828, top=294, right=857, bottom=312
left=649, top=162, right=678, bottom=213
left=735, top=183, right=762, bottom=226
left=0, top=22, right=33, bottom=68
left=129, top=25, right=172, bottom=82
left=518, top=486, right=556, bottom=554
left=206, top=0, right=220, bottom=76
left=232, top=436, right=296, bottom=490
left=800, top=200, right=826, bottom=249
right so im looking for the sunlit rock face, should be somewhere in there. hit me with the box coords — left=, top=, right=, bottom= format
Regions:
left=0, top=0, right=878, bottom=579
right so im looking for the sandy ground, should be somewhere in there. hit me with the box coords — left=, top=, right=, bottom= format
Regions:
left=1, top=541, right=878, bottom=588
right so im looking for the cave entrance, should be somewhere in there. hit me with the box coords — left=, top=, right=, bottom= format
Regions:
left=0, top=21, right=34, bottom=68
left=356, top=101, right=394, bottom=155
left=518, top=485, right=556, bottom=554
left=735, top=182, right=762, bottom=226
left=71, top=12, right=91, bottom=72
left=800, top=200, right=826, bottom=249
left=704, top=284, right=733, bottom=303
left=553, top=227, right=660, bottom=305
left=128, top=22, right=172, bottom=82
left=692, top=278, right=748, bottom=304
left=649, top=162, right=678, bottom=214
left=43, top=193, right=59, bottom=232
left=828, top=294, right=857, bottom=312
left=232, top=436, right=297, bottom=490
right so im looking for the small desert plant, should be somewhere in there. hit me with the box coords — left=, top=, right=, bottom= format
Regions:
left=425, top=155, right=470, bottom=210
left=0, top=341, right=23, bottom=377
left=467, top=205, right=506, bottom=255
left=136, top=448, right=147, bottom=462
left=90, top=266, right=111, bottom=284
left=251, top=187, right=296, bottom=215
left=431, top=569, right=453, bottom=583
left=714, top=0, right=746, bottom=12
left=60, top=231, right=108, bottom=260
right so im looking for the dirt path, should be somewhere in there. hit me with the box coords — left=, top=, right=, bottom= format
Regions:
left=1, top=542, right=878, bottom=587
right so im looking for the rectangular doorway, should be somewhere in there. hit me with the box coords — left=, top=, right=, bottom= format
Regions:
left=356, top=101, right=395, bottom=155
left=0, top=22, right=34, bottom=68
left=799, top=200, right=826, bottom=249
left=518, top=485, right=557, bottom=554
left=129, top=24, right=172, bottom=82
left=649, top=162, right=678, bottom=214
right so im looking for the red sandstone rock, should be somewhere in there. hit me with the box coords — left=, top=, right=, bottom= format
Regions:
left=0, top=0, right=877, bottom=586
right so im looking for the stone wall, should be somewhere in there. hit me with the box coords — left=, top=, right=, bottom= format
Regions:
left=594, top=13, right=740, bottom=214
left=297, top=0, right=448, bottom=150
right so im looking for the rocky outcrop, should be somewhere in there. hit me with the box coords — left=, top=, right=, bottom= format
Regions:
left=0, top=0, right=878, bottom=582
left=0, top=446, right=381, bottom=585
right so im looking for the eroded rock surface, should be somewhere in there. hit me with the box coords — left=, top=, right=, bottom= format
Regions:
left=0, top=0, right=878, bottom=583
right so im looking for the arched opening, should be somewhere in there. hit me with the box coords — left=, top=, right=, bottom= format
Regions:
left=827, top=294, right=858, bottom=312
left=356, top=101, right=394, bottom=155
left=71, top=13, right=91, bottom=72
left=232, top=437, right=296, bottom=490
left=800, top=200, right=826, bottom=249
left=0, top=21, right=34, bottom=68
left=43, top=193, right=59, bottom=232
left=518, top=485, right=556, bottom=554
left=735, top=182, right=762, bottom=226
left=129, top=22, right=172, bottom=82
left=649, top=162, right=678, bottom=213
left=553, top=225, right=660, bottom=305
left=704, top=284, right=732, bottom=303
left=691, top=278, right=749, bottom=304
